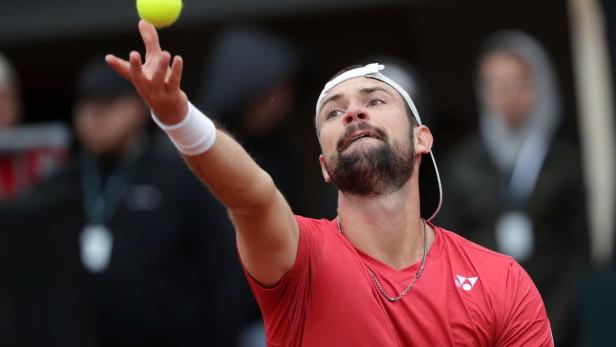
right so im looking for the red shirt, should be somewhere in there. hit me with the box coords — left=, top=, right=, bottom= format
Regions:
left=243, top=216, right=553, bottom=347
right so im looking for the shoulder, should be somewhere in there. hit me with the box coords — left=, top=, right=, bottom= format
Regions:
left=295, top=215, right=336, bottom=243
left=436, top=226, right=530, bottom=290
left=294, top=215, right=337, bottom=250
left=295, top=215, right=334, bottom=230
left=436, top=226, right=551, bottom=345
left=439, top=226, right=513, bottom=264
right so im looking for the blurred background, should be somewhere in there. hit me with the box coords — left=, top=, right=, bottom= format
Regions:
left=0, top=0, right=614, bottom=346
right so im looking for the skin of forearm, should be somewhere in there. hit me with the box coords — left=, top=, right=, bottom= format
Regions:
left=181, top=129, right=279, bottom=217
left=181, top=129, right=298, bottom=286
left=105, top=21, right=298, bottom=286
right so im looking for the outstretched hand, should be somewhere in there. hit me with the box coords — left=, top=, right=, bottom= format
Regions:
left=106, top=20, right=188, bottom=125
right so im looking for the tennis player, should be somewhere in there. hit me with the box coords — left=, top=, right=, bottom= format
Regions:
left=107, top=20, right=553, bottom=346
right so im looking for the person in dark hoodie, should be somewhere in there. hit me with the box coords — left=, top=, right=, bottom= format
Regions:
left=197, top=25, right=307, bottom=347
left=1, top=57, right=251, bottom=347
left=438, top=30, right=589, bottom=346
left=198, top=26, right=303, bottom=214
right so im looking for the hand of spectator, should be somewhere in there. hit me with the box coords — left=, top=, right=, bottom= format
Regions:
left=105, top=20, right=188, bottom=125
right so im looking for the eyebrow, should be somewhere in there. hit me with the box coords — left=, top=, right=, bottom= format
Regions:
left=360, top=86, right=394, bottom=97
left=320, top=86, right=394, bottom=113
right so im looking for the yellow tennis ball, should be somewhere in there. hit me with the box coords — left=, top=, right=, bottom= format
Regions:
left=136, top=0, right=183, bottom=28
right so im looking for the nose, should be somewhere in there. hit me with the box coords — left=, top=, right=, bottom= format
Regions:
left=342, top=101, right=368, bottom=126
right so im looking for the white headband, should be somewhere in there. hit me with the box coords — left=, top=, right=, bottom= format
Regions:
left=315, top=62, right=442, bottom=221
left=316, top=63, right=422, bottom=126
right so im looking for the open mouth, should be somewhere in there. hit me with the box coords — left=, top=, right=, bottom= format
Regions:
left=350, top=132, right=377, bottom=142
left=336, top=122, right=388, bottom=153
left=342, top=130, right=381, bottom=150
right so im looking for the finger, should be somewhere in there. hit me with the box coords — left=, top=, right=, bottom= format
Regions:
left=152, top=51, right=171, bottom=86
left=128, top=51, right=149, bottom=88
left=167, top=55, right=184, bottom=92
left=138, top=20, right=162, bottom=60
left=105, top=54, right=131, bottom=81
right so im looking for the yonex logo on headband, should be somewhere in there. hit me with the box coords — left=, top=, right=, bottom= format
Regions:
left=315, top=63, right=423, bottom=126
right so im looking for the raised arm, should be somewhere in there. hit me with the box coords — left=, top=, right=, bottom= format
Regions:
left=106, top=20, right=298, bottom=287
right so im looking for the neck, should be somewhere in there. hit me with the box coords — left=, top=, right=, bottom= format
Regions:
left=337, top=177, right=432, bottom=270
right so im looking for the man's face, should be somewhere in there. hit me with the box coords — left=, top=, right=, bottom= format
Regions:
left=479, top=52, right=536, bottom=129
left=315, top=77, right=416, bottom=196
left=73, top=95, right=147, bottom=156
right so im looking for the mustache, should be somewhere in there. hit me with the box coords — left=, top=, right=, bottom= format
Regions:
left=336, top=122, right=388, bottom=153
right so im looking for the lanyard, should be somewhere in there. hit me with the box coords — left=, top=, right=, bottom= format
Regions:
left=80, top=152, right=138, bottom=225
left=505, top=131, right=550, bottom=208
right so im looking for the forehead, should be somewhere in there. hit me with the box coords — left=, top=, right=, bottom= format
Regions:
left=325, top=77, right=400, bottom=100
left=481, top=52, right=530, bottom=75
left=314, top=76, right=408, bottom=129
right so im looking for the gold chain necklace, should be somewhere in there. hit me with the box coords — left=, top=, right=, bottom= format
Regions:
left=337, top=217, right=428, bottom=302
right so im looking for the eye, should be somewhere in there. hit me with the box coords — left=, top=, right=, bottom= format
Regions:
left=326, top=109, right=344, bottom=119
left=368, top=98, right=385, bottom=107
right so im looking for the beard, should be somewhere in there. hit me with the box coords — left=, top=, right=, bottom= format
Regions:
left=324, top=122, right=415, bottom=197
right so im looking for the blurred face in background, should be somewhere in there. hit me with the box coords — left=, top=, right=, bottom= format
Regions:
left=74, top=95, right=147, bottom=157
left=0, top=83, right=21, bottom=129
left=238, top=79, right=296, bottom=138
left=479, top=52, right=536, bottom=129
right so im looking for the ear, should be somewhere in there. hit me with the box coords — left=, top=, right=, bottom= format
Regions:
left=413, top=125, right=433, bottom=155
left=319, top=154, right=332, bottom=183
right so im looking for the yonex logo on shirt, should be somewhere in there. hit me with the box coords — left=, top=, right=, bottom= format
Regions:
left=455, top=275, right=479, bottom=291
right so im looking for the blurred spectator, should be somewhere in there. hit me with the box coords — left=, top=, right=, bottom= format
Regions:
left=0, top=53, right=70, bottom=201
left=438, top=30, right=589, bottom=346
left=199, top=25, right=303, bottom=211
left=197, top=25, right=304, bottom=347
left=2, top=57, right=250, bottom=346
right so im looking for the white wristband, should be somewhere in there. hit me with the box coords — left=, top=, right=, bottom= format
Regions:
left=151, top=102, right=217, bottom=156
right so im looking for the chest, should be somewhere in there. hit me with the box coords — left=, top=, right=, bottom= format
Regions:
left=301, top=244, right=497, bottom=347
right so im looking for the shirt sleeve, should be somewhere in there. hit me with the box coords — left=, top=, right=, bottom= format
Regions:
left=240, top=216, right=326, bottom=346
left=497, top=259, right=554, bottom=347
